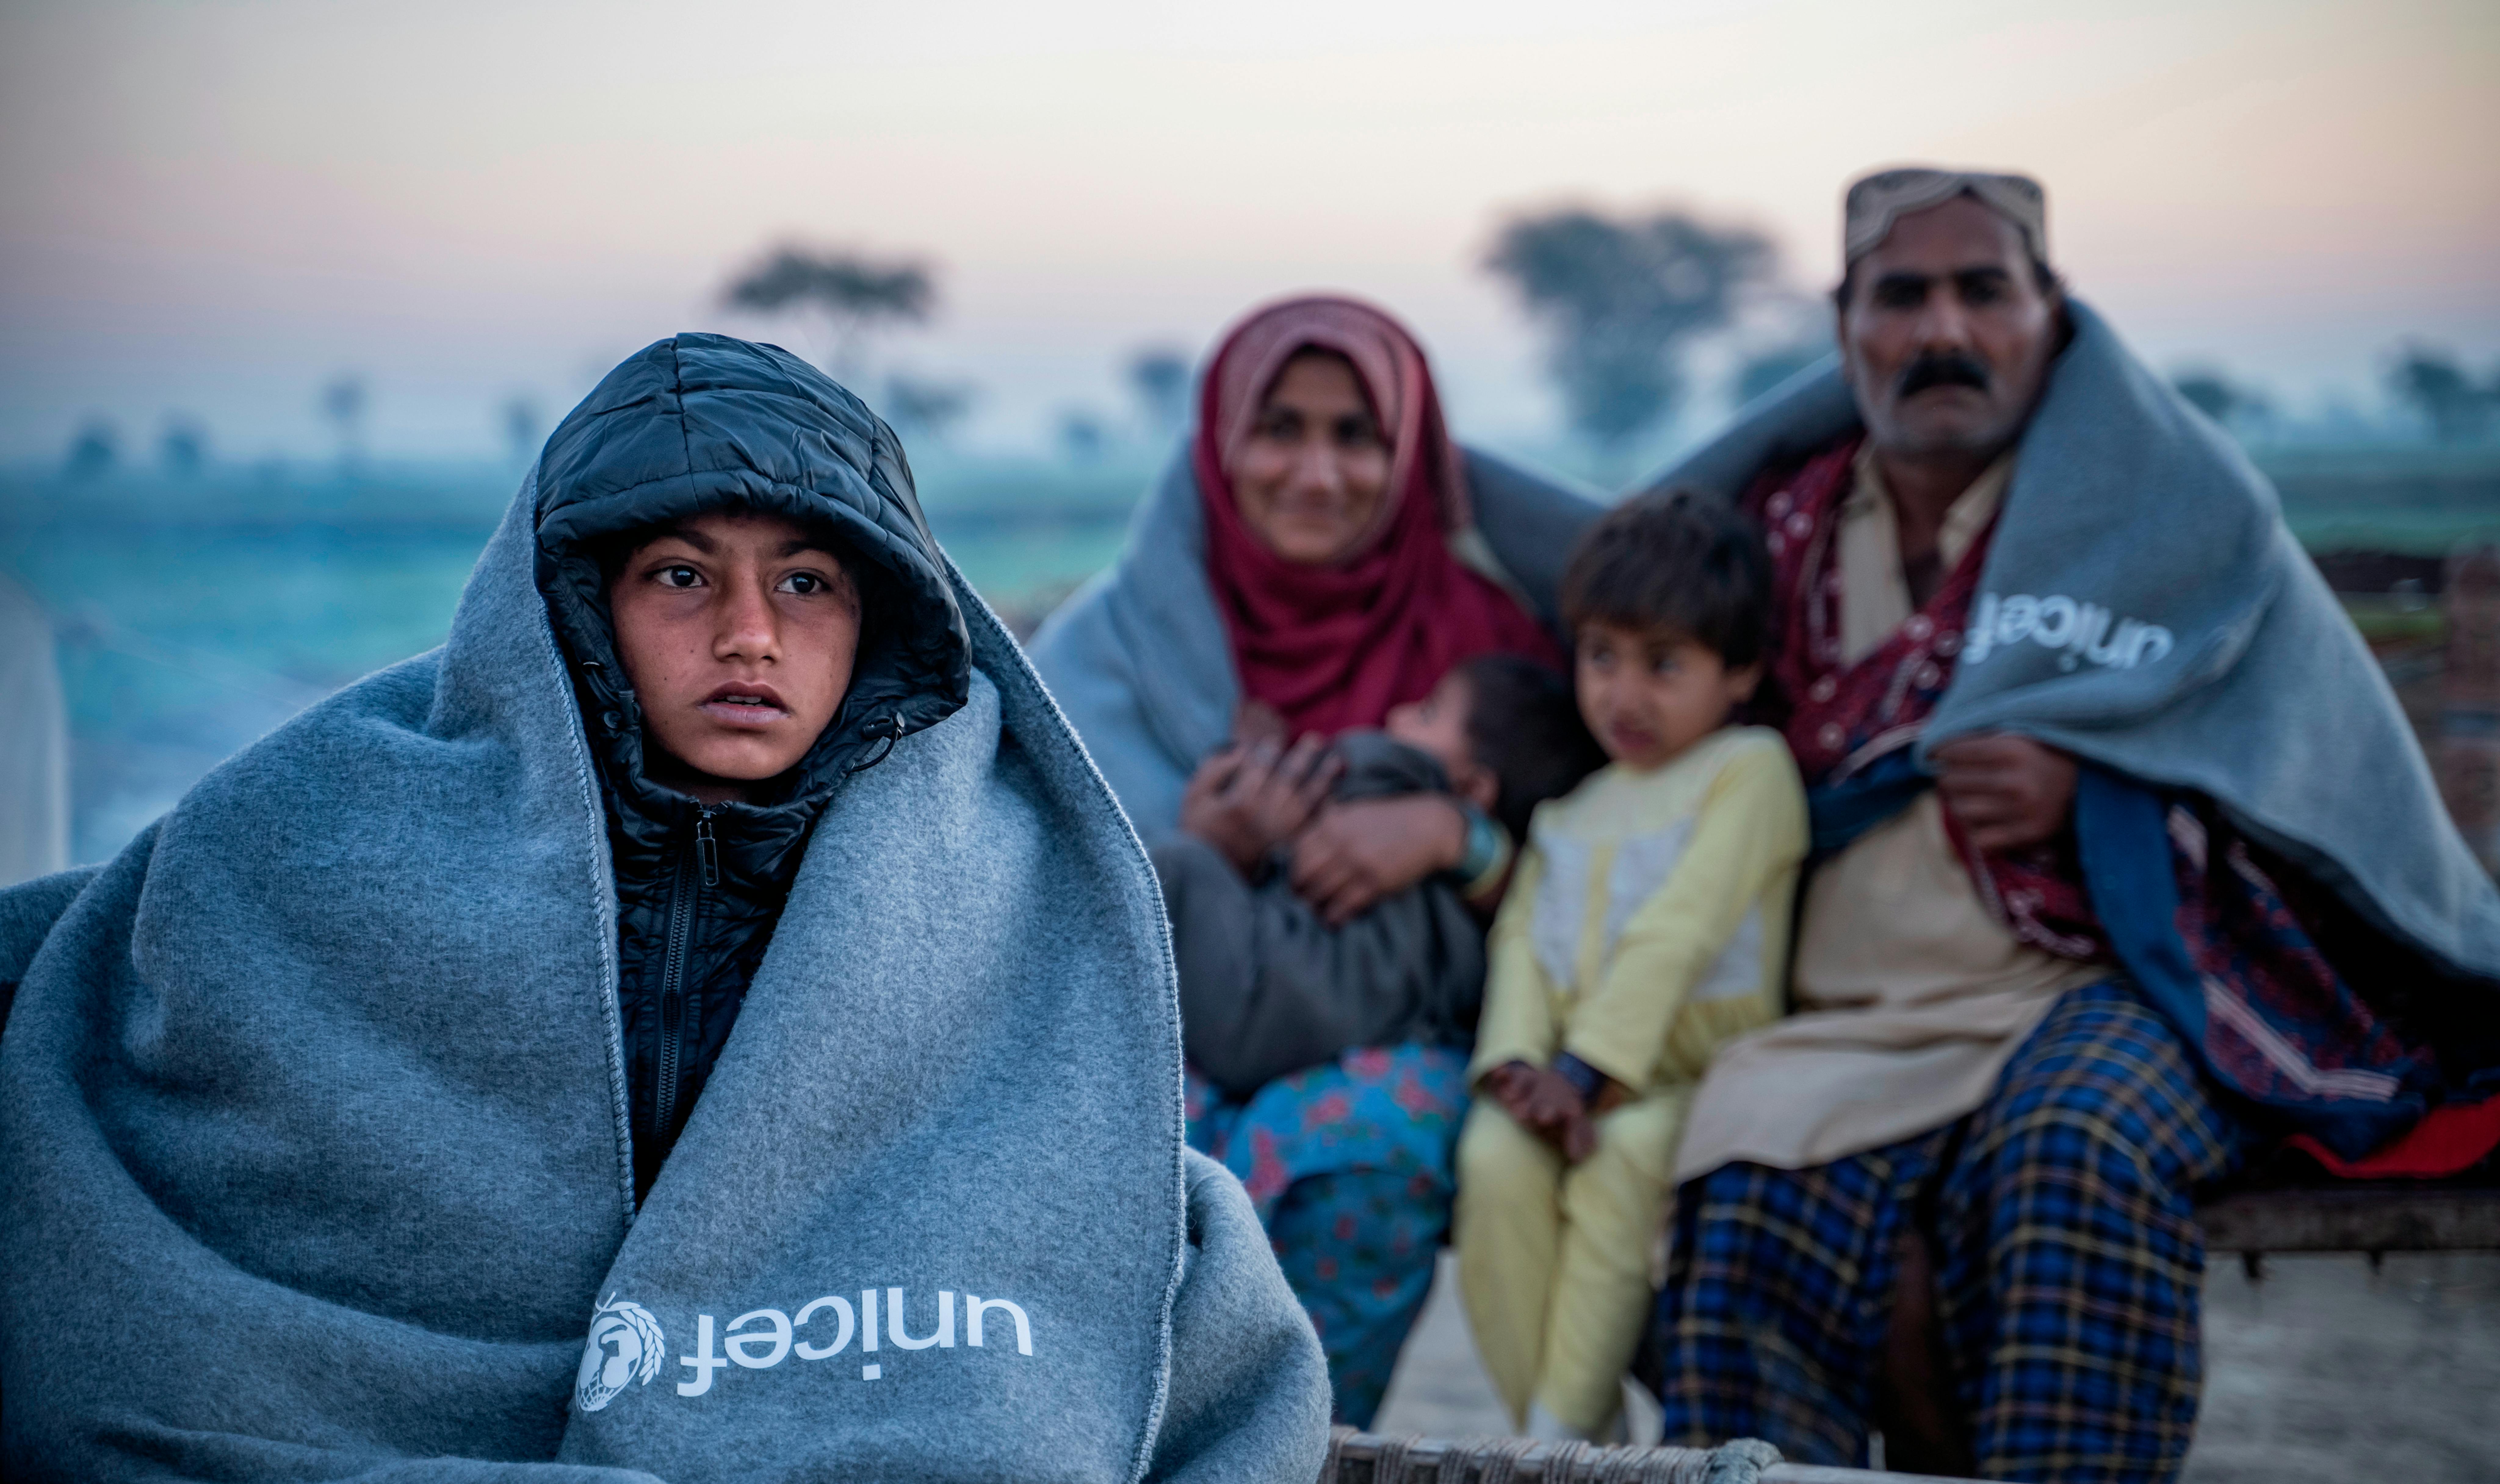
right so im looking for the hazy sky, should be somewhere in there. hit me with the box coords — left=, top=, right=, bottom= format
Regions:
left=2, top=0, right=2493, bottom=463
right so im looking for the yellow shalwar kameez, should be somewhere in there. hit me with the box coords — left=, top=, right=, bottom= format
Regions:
left=1455, top=725, right=1806, bottom=1434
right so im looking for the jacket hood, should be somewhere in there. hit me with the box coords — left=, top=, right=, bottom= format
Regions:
left=534, top=333, right=970, bottom=816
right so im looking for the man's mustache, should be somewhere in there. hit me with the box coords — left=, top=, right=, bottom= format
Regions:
left=1898, top=351, right=1992, bottom=398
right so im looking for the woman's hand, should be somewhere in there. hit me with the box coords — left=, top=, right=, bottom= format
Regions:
left=1287, top=793, right=1469, bottom=925
left=1933, top=734, right=2078, bottom=854
left=1179, top=734, right=1341, bottom=873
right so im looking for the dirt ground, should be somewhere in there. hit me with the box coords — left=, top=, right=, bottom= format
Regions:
left=1371, top=1249, right=2500, bottom=1481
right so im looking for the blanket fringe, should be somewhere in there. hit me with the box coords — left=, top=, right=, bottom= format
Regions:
left=1319, top=1426, right=1948, bottom=1482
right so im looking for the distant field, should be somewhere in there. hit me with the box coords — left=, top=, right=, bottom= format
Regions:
left=2, top=443, right=2493, bottom=864
left=2266, top=445, right=2500, bottom=556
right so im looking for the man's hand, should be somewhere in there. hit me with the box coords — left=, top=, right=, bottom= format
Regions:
left=1933, top=733, right=2077, bottom=854
left=1286, top=793, right=1468, bottom=925
left=1179, top=734, right=1340, bottom=874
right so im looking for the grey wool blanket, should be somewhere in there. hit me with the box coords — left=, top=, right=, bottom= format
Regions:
left=0, top=379, right=1328, bottom=1477
left=1643, top=299, right=2500, bottom=982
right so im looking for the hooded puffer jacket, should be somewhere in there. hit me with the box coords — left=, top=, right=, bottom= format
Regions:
left=534, top=333, right=970, bottom=1200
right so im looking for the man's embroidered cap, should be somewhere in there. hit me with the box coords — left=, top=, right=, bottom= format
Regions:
left=1843, top=167, right=2049, bottom=267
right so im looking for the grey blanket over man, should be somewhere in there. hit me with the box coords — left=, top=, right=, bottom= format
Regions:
left=1648, top=298, right=2500, bottom=982
left=0, top=385, right=1328, bottom=1476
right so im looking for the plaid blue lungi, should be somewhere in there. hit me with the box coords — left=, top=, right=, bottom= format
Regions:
left=1650, top=980, right=2253, bottom=1482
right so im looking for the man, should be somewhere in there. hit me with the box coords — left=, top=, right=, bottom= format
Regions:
left=0, top=335, right=1328, bottom=1481
left=1640, top=169, right=2500, bottom=1481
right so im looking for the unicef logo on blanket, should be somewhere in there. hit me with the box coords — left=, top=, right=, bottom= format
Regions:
left=571, top=1286, right=1037, bottom=1407
left=1964, top=592, right=2174, bottom=673
left=574, top=1296, right=668, bottom=1413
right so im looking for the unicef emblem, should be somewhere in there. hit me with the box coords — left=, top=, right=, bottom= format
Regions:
left=574, top=1296, right=667, bottom=1413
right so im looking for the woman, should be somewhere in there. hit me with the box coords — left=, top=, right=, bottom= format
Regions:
left=1032, top=297, right=1601, bottom=1423
left=0, top=334, right=1328, bottom=1482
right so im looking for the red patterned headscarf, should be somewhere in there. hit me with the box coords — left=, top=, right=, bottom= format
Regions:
left=1194, top=296, right=1561, bottom=738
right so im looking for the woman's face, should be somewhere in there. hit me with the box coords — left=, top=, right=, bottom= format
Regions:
left=1230, top=351, right=1393, bottom=566
left=609, top=510, right=862, bottom=802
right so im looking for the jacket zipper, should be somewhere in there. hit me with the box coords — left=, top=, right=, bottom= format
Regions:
left=650, top=807, right=716, bottom=1147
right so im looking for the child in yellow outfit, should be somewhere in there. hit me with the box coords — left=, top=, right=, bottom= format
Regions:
left=1456, top=490, right=1806, bottom=1441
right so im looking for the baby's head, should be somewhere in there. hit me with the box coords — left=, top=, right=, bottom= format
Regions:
left=1386, top=654, right=1607, bottom=839
left=1559, top=490, right=1772, bottom=772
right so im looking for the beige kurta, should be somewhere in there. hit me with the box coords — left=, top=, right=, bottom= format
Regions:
left=1674, top=448, right=2104, bottom=1180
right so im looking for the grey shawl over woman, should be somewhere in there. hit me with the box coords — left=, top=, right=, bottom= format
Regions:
left=0, top=335, right=1328, bottom=1483
left=1030, top=449, right=1599, bottom=839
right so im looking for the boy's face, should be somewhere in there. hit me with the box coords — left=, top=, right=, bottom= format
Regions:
left=1574, top=621, right=1759, bottom=773
left=1384, top=670, right=1499, bottom=813
left=609, top=510, right=862, bottom=801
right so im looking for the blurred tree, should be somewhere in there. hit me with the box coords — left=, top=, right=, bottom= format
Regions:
left=2386, top=343, right=2498, bottom=442
left=723, top=247, right=936, bottom=380
left=321, top=374, right=369, bottom=471
left=158, top=416, right=208, bottom=476
left=1732, top=338, right=1831, bottom=408
left=65, top=418, right=119, bottom=480
left=1125, top=346, right=1192, bottom=437
left=2171, top=367, right=2271, bottom=431
left=882, top=375, right=977, bottom=445
left=501, top=396, right=542, bottom=466
left=1057, top=409, right=1108, bottom=465
left=1486, top=207, right=1776, bottom=463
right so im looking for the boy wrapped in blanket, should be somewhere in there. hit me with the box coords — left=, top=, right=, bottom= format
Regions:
left=1456, top=490, right=1807, bottom=1441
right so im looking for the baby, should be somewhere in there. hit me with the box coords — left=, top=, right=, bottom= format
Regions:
left=1454, top=490, right=1807, bottom=1441
left=1152, top=653, right=1605, bottom=1100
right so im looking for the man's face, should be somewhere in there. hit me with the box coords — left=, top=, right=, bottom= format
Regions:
left=1838, top=194, right=2062, bottom=459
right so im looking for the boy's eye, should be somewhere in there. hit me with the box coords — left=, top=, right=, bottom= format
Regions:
left=779, top=572, right=826, bottom=595
left=655, top=565, right=702, bottom=589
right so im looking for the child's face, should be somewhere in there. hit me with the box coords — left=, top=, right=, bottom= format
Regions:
left=1385, top=671, right=1500, bottom=812
left=1574, top=621, right=1760, bottom=772
left=610, top=511, right=862, bottom=801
